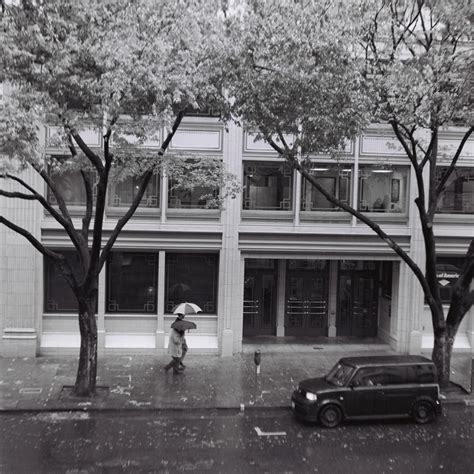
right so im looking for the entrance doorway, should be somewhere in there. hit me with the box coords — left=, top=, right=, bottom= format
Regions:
left=243, top=259, right=277, bottom=336
left=337, top=261, right=379, bottom=337
left=285, top=260, right=329, bottom=336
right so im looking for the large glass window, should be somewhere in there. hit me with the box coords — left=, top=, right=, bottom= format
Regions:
left=243, top=162, right=293, bottom=210
left=435, top=257, right=464, bottom=304
left=165, top=253, right=219, bottom=314
left=106, top=252, right=158, bottom=313
left=359, top=165, right=409, bottom=213
left=168, top=183, right=218, bottom=209
left=44, top=251, right=82, bottom=313
left=301, top=166, right=352, bottom=211
left=436, top=167, right=474, bottom=214
left=108, top=175, right=160, bottom=209
left=48, top=168, right=96, bottom=207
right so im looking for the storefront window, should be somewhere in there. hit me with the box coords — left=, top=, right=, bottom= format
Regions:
left=106, top=252, right=158, bottom=313
left=44, top=251, right=82, bottom=313
left=108, top=175, right=159, bottom=208
left=435, top=257, right=464, bottom=304
left=243, top=162, right=293, bottom=210
left=436, top=167, right=474, bottom=214
left=301, top=166, right=351, bottom=211
left=165, top=253, right=218, bottom=313
left=358, top=165, right=409, bottom=213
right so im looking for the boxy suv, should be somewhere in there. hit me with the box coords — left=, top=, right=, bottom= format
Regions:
left=291, top=355, right=442, bottom=427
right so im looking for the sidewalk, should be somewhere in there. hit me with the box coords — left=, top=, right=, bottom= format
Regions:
left=1, top=349, right=472, bottom=412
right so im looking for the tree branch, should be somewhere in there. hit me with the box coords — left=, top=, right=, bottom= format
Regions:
left=70, top=130, right=105, bottom=173
left=80, top=170, right=93, bottom=242
left=1, top=173, right=83, bottom=250
left=435, top=126, right=474, bottom=197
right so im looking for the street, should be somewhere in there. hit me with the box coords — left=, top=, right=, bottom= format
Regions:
left=1, top=405, right=472, bottom=473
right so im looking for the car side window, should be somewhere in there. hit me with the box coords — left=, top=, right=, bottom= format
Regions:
left=416, top=365, right=435, bottom=383
left=352, top=368, right=384, bottom=387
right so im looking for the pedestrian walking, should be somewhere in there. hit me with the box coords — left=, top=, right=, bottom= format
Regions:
left=172, top=313, right=188, bottom=369
left=164, top=326, right=185, bottom=374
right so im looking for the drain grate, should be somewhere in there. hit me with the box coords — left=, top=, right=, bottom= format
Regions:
left=19, top=388, right=43, bottom=394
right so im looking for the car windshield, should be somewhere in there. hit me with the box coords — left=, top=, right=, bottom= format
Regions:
left=325, top=362, right=355, bottom=386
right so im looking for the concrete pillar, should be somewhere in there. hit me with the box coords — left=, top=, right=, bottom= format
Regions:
left=155, top=250, right=166, bottom=351
left=328, top=261, right=338, bottom=337
left=1, top=166, right=42, bottom=357
left=97, top=267, right=106, bottom=355
left=276, top=260, right=286, bottom=336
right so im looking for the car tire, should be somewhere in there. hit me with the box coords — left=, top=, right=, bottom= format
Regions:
left=319, top=405, right=342, bottom=428
left=412, top=400, right=435, bottom=424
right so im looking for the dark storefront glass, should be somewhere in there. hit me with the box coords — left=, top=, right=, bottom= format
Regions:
left=165, top=253, right=218, bottom=313
left=435, top=257, right=464, bottom=304
left=106, top=252, right=158, bottom=313
left=44, top=251, right=82, bottom=313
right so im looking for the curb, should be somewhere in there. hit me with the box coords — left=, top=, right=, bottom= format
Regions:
left=0, top=405, right=292, bottom=414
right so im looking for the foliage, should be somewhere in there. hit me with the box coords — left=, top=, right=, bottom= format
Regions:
left=225, top=0, right=372, bottom=159
left=225, top=0, right=473, bottom=384
left=0, top=0, right=236, bottom=396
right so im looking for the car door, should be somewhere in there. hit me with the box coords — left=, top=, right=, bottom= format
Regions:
left=376, top=366, right=417, bottom=415
left=343, top=368, right=381, bottom=418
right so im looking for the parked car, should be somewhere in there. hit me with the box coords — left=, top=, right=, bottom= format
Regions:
left=291, top=355, right=442, bottom=427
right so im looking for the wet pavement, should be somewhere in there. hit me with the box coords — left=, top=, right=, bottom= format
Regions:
left=2, top=406, right=473, bottom=473
left=0, top=347, right=472, bottom=412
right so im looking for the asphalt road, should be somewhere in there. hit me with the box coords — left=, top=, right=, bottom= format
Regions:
left=1, top=406, right=472, bottom=473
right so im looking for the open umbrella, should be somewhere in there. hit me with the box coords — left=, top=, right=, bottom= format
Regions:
left=171, top=319, right=197, bottom=332
left=172, top=302, right=203, bottom=315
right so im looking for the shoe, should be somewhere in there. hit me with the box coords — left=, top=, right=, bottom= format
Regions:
left=173, top=368, right=184, bottom=375
left=163, top=365, right=170, bottom=373
left=179, top=362, right=186, bottom=369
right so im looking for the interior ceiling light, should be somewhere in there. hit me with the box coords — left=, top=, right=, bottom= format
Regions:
left=371, top=169, right=393, bottom=173
left=310, top=167, right=329, bottom=171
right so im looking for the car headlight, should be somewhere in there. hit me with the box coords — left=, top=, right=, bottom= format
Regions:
left=305, top=392, right=317, bottom=401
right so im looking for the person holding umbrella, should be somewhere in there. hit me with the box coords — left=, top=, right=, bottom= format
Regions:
left=164, top=325, right=185, bottom=374
left=165, top=302, right=200, bottom=373
left=172, top=313, right=188, bottom=369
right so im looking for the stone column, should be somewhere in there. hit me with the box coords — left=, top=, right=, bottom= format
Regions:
left=327, top=261, right=338, bottom=337
left=155, top=250, right=166, bottom=352
left=276, top=260, right=286, bottom=336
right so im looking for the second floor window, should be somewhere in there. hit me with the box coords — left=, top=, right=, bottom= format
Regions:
left=243, top=162, right=293, bottom=211
left=108, top=174, right=160, bottom=209
left=168, top=182, right=219, bottom=209
left=48, top=168, right=96, bottom=207
left=436, top=167, right=474, bottom=214
left=301, top=166, right=352, bottom=211
left=359, top=165, right=409, bottom=214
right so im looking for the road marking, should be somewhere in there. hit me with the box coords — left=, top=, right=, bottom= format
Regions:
left=254, top=426, right=287, bottom=437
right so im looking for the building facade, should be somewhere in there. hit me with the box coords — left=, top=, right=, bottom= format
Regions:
left=1, top=116, right=473, bottom=357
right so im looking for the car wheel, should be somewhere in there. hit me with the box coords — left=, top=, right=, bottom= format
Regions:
left=412, top=401, right=435, bottom=424
left=319, top=405, right=342, bottom=428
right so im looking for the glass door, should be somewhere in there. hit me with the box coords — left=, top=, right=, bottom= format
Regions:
left=243, top=260, right=277, bottom=336
left=285, top=260, right=328, bottom=336
left=337, top=261, right=379, bottom=337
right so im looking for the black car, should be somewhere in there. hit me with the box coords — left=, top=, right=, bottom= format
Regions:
left=291, top=355, right=442, bottom=427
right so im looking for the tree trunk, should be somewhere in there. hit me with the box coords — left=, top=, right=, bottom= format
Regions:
left=431, top=326, right=455, bottom=388
left=73, top=297, right=98, bottom=397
